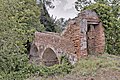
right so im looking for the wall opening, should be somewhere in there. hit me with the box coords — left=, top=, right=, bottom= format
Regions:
left=29, top=44, right=38, bottom=59
left=42, top=48, right=59, bottom=66
left=87, top=24, right=97, bottom=54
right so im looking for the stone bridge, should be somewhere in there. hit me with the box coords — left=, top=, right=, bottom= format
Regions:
left=29, top=10, right=105, bottom=66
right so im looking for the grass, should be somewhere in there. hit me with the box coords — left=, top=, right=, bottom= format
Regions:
left=27, top=53, right=120, bottom=80
left=72, top=54, right=120, bottom=76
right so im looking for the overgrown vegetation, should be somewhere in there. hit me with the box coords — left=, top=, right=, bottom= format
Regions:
left=28, top=54, right=120, bottom=80
left=0, top=0, right=43, bottom=79
left=72, top=54, right=120, bottom=76
left=62, top=54, right=120, bottom=80
left=0, top=55, right=73, bottom=80
left=0, top=0, right=64, bottom=80
left=0, top=0, right=120, bottom=80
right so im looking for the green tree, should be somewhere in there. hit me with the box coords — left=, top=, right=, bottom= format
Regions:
left=0, top=0, right=45, bottom=78
left=39, top=1, right=59, bottom=32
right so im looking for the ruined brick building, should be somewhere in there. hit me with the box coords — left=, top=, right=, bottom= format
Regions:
left=29, top=10, right=105, bottom=66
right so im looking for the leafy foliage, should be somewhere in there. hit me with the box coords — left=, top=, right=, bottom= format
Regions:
left=40, top=3, right=56, bottom=32
left=0, top=0, right=45, bottom=79
left=39, top=0, right=62, bottom=33
left=27, top=54, right=120, bottom=80
left=0, top=55, right=73, bottom=80
left=0, top=0, right=119, bottom=79
left=0, top=0, right=70, bottom=79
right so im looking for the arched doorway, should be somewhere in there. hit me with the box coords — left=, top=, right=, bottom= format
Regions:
left=42, top=48, right=59, bottom=66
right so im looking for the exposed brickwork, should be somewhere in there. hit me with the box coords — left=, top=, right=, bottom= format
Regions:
left=30, top=32, right=77, bottom=65
left=34, top=32, right=75, bottom=54
left=95, top=22, right=105, bottom=53
left=30, top=10, right=105, bottom=66
left=61, top=20, right=81, bottom=58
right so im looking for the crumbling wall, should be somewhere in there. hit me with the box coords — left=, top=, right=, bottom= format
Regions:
left=34, top=32, right=75, bottom=54
left=95, top=22, right=105, bottom=53
left=79, top=10, right=105, bottom=55
left=61, top=19, right=81, bottom=58
left=30, top=32, right=77, bottom=65
left=80, top=19, right=88, bottom=56
left=30, top=10, right=105, bottom=66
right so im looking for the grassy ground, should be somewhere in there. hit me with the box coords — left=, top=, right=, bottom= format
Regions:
left=27, top=54, right=120, bottom=80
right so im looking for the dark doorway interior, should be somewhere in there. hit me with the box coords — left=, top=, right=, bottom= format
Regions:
left=42, top=48, right=59, bottom=66
left=87, top=24, right=96, bottom=54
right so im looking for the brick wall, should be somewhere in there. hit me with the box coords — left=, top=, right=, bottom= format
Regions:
left=34, top=32, right=75, bottom=55
left=95, top=22, right=105, bottom=53
left=61, top=20, right=81, bottom=58
left=30, top=10, right=105, bottom=65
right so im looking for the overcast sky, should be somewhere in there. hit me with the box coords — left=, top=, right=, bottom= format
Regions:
left=48, top=0, right=78, bottom=20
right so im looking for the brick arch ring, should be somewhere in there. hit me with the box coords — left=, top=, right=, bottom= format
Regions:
left=41, top=47, right=59, bottom=66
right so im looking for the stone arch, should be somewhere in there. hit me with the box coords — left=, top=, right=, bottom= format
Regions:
left=29, top=44, right=38, bottom=58
left=42, top=48, right=59, bottom=66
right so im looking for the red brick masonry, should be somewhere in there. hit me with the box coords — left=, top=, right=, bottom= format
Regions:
left=30, top=10, right=105, bottom=66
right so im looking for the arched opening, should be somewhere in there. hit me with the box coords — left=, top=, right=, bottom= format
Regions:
left=42, top=48, right=59, bottom=66
left=29, top=44, right=38, bottom=59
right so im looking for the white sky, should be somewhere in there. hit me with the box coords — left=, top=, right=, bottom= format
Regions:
left=48, top=0, right=78, bottom=19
